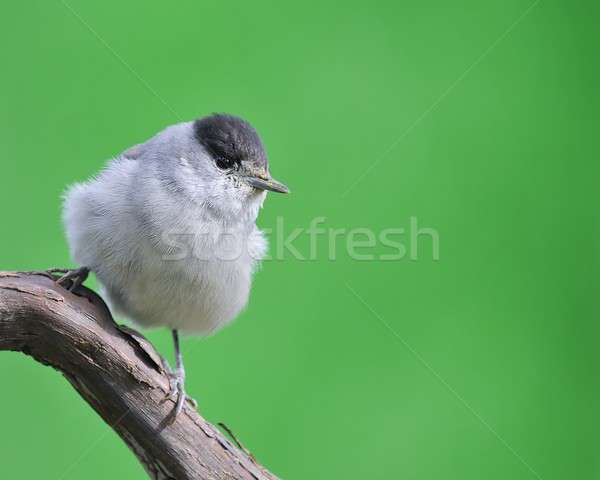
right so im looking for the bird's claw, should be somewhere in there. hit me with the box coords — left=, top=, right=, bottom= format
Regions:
left=54, top=267, right=90, bottom=292
left=164, top=369, right=197, bottom=423
left=18, top=268, right=68, bottom=281
left=18, top=268, right=90, bottom=293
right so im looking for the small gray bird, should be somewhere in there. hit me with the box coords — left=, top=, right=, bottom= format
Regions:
left=59, top=113, right=288, bottom=419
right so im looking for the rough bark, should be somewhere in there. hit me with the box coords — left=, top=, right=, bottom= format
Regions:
left=0, top=271, right=279, bottom=480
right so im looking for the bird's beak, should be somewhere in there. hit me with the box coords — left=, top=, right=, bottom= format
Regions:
left=244, top=176, right=290, bottom=194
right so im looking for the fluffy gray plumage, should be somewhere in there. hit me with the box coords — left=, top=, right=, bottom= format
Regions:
left=62, top=114, right=288, bottom=335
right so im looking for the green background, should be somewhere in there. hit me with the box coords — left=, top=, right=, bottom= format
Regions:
left=1, top=1, right=598, bottom=478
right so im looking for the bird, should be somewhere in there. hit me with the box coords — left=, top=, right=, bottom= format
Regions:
left=58, top=113, right=289, bottom=420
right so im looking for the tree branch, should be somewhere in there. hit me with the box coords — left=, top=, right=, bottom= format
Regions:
left=0, top=271, right=279, bottom=480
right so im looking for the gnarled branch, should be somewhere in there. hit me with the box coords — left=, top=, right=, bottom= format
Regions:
left=0, top=271, right=278, bottom=480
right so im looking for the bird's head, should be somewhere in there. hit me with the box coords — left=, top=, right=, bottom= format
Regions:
left=194, top=113, right=289, bottom=195
left=137, top=113, right=289, bottom=223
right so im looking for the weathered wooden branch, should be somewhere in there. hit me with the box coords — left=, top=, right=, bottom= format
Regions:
left=0, top=271, right=278, bottom=480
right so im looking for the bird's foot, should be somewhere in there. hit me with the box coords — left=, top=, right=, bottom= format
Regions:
left=164, top=368, right=197, bottom=423
left=54, top=267, right=90, bottom=292
left=18, top=268, right=69, bottom=281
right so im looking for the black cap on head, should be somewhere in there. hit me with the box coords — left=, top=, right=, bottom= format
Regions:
left=193, top=113, right=268, bottom=171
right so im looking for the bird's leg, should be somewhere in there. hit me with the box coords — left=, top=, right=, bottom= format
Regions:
left=55, top=266, right=90, bottom=292
left=172, top=329, right=186, bottom=417
left=161, top=353, right=197, bottom=411
left=165, top=329, right=197, bottom=422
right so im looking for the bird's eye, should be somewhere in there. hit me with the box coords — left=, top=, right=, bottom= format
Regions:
left=215, top=156, right=234, bottom=170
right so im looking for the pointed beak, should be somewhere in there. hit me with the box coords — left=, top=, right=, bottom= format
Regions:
left=244, top=176, right=290, bottom=194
